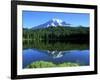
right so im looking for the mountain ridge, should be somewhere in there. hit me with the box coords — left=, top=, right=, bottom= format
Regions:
left=32, top=18, right=70, bottom=29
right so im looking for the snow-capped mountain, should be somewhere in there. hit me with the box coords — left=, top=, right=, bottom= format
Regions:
left=32, top=18, right=70, bottom=29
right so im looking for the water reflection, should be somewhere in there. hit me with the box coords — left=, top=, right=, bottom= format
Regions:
left=23, top=40, right=89, bottom=68
left=23, top=49, right=89, bottom=68
left=47, top=50, right=64, bottom=58
left=23, top=40, right=89, bottom=51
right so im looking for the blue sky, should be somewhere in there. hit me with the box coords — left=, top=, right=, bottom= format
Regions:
left=22, top=11, right=90, bottom=28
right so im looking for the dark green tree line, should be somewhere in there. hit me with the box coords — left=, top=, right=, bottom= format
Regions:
left=23, top=26, right=89, bottom=43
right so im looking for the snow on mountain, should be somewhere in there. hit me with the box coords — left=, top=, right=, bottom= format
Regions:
left=32, top=18, right=70, bottom=29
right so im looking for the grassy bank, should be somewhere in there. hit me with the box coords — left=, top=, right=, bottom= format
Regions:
left=27, top=61, right=79, bottom=68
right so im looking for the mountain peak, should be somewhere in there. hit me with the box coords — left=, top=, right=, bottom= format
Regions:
left=52, top=18, right=63, bottom=23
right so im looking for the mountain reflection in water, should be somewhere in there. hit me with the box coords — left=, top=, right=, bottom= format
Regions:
left=23, top=49, right=89, bottom=68
left=23, top=40, right=89, bottom=68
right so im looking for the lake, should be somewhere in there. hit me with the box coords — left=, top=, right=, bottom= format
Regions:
left=23, top=49, right=89, bottom=68
left=23, top=40, right=89, bottom=68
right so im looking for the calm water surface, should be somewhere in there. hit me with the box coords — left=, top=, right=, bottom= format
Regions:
left=23, top=49, right=89, bottom=68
